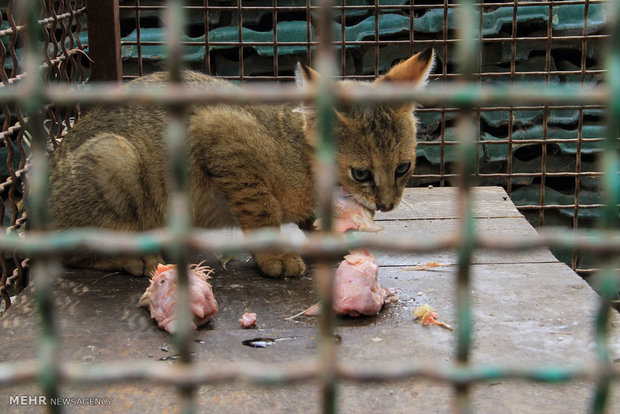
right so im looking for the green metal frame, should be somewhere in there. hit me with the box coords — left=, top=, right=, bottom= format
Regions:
left=0, top=0, right=618, bottom=413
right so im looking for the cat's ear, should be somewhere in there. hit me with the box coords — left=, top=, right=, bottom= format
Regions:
left=375, top=48, right=435, bottom=86
left=295, top=62, right=320, bottom=88
left=293, top=62, right=320, bottom=121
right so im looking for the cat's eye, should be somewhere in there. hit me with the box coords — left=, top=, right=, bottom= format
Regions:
left=395, top=162, right=411, bottom=178
left=351, top=168, right=373, bottom=183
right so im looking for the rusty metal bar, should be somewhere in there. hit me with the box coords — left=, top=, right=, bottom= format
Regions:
left=86, top=0, right=121, bottom=82
left=118, top=1, right=608, bottom=11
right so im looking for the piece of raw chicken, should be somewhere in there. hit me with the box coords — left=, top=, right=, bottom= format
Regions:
left=304, top=250, right=397, bottom=317
left=138, top=263, right=218, bottom=333
left=239, top=312, right=258, bottom=328
left=314, top=188, right=384, bottom=233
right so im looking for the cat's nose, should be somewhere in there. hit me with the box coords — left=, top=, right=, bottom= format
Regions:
left=378, top=202, right=395, bottom=212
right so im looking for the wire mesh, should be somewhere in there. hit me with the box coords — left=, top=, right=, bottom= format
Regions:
left=0, top=0, right=618, bottom=413
left=114, top=0, right=611, bottom=277
left=0, top=0, right=87, bottom=316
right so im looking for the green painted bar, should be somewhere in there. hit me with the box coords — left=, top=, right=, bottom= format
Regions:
left=315, top=0, right=339, bottom=412
left=3, top=227, right=620, bottom=258
left=163, top=1, right=195, bottom=413
left=454, top=0, right=480, bottom=412
left=591, top=1, right=620, bottom=413
left=18, top=0, right=62, bottom=412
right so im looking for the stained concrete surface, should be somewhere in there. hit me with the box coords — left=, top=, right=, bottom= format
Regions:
left=1, top=187, right=619, bottom=413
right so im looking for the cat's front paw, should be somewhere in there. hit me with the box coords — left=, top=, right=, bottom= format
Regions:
left=253, top=251, right=306, bottom=278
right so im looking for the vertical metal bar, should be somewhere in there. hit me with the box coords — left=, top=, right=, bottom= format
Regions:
left=454, top=0, right=478, bottom=413
left=86, top=0, right=122, bottom=82
left=539, top=1, right=553, bottom=228
left=305, top=0, right=312, bottom=66
left=316, top=1, right=338, bottom=412
left=164, top=1, right=194, bottom=412
left=237, top=0, right=244, bottom=80
left=440, top=0, right=449, bottom=187
left=590, top=1, right=620, bottom=412
left=203, top=0, right=211, bottom=74
left=340, top=0, right=345, bottom=77
left=136, top=0, right=144, bottom=77
left=273, top=0, right=278, bottom=79
left=573, top=0, right=590, bottom=271
left=373, top=0, right=379, bottom=78
left=408, top=0, right=414, bottom=58
left=19, top=0, right=61, bottom=411
left=506, top=0, right=518, bottom=197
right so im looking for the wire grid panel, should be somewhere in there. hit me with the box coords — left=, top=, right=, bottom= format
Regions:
left=116, top=0, right=610, bottom=275
left=0, top=0, right=618, bottom=413
left=0, top=0, right=87, bottom=315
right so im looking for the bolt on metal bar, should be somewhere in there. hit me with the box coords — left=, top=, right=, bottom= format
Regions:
left=453, top=0, right=479, bottom=412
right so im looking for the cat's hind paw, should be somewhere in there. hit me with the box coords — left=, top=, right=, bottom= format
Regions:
left=253, top=251, right=306, bottom=278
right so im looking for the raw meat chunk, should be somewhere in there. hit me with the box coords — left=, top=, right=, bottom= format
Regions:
left=314, top=188, right=384, bottom=233
left=239, top=312, right=257, bottom=328
left=303, top=250, right=398, bottom=317
left=138, top=263, right=218, bottom=333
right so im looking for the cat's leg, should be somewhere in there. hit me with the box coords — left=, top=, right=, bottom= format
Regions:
left=63, top=254, right=163, bottom=277
left=203, top=167, right=305, bottom=278
left=252, top=251, right=306, bottom=278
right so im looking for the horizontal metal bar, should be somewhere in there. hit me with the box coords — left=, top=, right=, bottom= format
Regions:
left=0, top=359, right=617, bottom=388
left=120, top=72, right=607, bottom=83
left=0, top=227, right=619, bottom=258
left=420, top=139, right=606, bottom=146
left=414, top=173, right=605, bottom=181
left=517, top=203, right=606, bottom=210
left=120, top=34, right=608, bottom=48
left=0, top=82, right=608, bottom=107
left=118, top=1, right=607, bottom=11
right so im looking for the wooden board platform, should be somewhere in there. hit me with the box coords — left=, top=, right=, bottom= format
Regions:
left=2, top=187, right=620, bottom=413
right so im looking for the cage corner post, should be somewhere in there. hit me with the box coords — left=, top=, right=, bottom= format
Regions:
left=85, top=0, right=122, bottom=82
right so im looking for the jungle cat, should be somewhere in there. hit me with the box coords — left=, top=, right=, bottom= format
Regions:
left=48, top=48, right=435, bottom=277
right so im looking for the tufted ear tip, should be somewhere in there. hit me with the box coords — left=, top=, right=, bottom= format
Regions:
left=376, top=48, right=435, bottom=86
left=295, top=62, right=320, bottom=87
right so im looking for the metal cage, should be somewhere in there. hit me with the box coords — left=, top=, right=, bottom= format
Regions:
left=107, top=0, right=610, bottom=276
left=0, top=0, right=618, bottom=413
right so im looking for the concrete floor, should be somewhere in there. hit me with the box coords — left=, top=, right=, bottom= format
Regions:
left=2, top=187, right=619, bottom=413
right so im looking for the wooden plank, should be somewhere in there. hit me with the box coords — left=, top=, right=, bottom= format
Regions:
left=373, top=217, right=558, bottom=266
left=375, top=186, right=522, bottom=221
